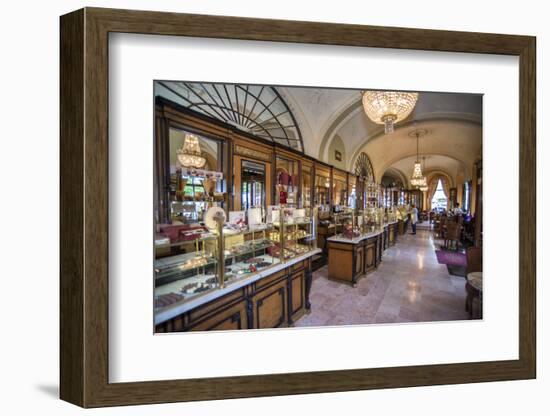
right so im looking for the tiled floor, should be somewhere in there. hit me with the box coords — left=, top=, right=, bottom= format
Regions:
left=295, top=229, right=471, bottom=327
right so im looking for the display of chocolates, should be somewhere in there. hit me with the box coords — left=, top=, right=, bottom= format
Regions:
left=155, top=292, right=185, bottom=308
left=244, top=257, right=264, bottom=264
left=156, top=214, right=314, bottom=309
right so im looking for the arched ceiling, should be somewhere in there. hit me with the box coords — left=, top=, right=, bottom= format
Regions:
left=157, top=81, right=482, bottom=187
left=274, top=88, right=482, bottom=175
left=386, top=154, right=465, bottom=188
left=276, top=87, right=358, bottom=157
left=357, top=119, right=481, bottom=183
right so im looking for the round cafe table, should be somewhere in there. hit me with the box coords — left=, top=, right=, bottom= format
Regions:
left=466, top=272, right=482, bottom=318
left=467, top=271, right=483, bottom=291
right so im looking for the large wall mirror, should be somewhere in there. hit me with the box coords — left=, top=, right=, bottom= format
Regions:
left=167, top=127, right=225, bottom=224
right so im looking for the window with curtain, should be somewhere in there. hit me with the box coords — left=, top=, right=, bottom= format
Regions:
left=431, top=179, right=448, bottom=210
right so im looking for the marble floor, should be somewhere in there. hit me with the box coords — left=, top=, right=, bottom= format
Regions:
left=295, top=230, right=471, bottom=327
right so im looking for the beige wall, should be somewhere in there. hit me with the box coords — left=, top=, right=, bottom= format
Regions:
left=328, top=134, right=347, bottom=170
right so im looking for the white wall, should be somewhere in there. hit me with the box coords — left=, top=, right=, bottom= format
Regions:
left=0, top=0, right=546, bottom=415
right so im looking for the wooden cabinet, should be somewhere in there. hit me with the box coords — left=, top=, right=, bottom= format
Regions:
left=327, top=241, right=356, bottom=284
left=327, top=232, right=384, bottom=286
left=156, top=258, right=313, bottom=332
left=388, top=223, right=396, bottom=246
left=377, top=233, right=383, bottom=265
left=355, top=245, right=364, bottom=276
left=188, top=301, right=248, bottom=331
left=253, top=279, right=288, bottom=329
left=365, top=238, right=377, bottom=272
left=289, top=270, right=306, bottom=322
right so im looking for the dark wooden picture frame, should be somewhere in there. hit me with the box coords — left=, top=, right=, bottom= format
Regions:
left=60, top=7, right=536, bottom=408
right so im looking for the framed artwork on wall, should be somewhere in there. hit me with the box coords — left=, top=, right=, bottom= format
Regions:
left=60, top=7, right=536, bottom=408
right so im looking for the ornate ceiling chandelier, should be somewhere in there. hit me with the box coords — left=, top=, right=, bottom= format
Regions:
left=177, top=133, right=206, bottom=168
left=418, top=157, right=429, bottom=191
left=362, top=91, right=419, bottom=134
left=409, top=130, right=426, bottom=187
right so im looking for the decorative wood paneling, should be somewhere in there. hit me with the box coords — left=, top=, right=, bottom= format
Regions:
left=254, top=280, right=287, bottom=329
left=290, top=270, right=305, bottom=316
left=188, top=301, right=248, bottom=331
left=187, top=288, right=245, bottom=323
left=234, top=144, right=272, bottom=162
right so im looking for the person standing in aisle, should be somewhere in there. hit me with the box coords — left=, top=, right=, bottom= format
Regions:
left=410, top=204, right=418, bottom=235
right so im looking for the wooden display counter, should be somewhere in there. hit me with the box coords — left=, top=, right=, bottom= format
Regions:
left=155, top=250, right=320, bottom=332
left=398, top=218, right=410, bottom=235
left=386, top=221, right=398, bottom=247
left=326, top=230, right=384, bottom=286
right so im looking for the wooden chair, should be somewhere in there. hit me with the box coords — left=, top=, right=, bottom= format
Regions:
left=465, top=247, right=482, bottom=318
left=444, top=222, right=461, bottom=250
left=436, top=215, right=447, bottom=239
left=465, top=246, right=482, bottom=275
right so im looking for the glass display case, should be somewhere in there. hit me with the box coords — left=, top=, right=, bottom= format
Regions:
left=275, top=156, right=299, bottom=207
left=395, top=205, right=409, bottom=221
left=365, top=180, right=380, bottom=208
left=154, top=209, right=315, bottom=314
left=269, top=207, right=315, bottom=261
left=347, top=175, right=357, bottom=210
left=301, top=161, right=313, bottom=213
left=332, top=169, right=347, bottom=207
left=387, top=207, right=397, bottom=222
left=154, top=232, right=220, bottom=309
left=221, top=227, right=278, bottom=282
left=314, top=165, right=331, bottom=208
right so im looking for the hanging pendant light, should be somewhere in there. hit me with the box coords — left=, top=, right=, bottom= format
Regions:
left=177, top=133, right=206, bottom=168
left=362, top=91, right=419, bottom=134
left=410, top=130, right=426, bottom=187
left=418, top=157, right=429, bottom=192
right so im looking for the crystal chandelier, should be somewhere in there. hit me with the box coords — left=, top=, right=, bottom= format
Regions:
left=177, top=133, right=206, bottom=168
left=362, top=91, right=419, bottom=134
left=410, top=131, right=426, bottom=187
left=418, top=157, right=429, bottom=191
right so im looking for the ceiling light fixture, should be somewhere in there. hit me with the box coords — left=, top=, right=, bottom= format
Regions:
left=418, top=156, right=429, bottom=191
left=177, top=133, right=206, bottom=168
left=410, top=131, right=426, bottom=187
left=362, top=91, right=419, bottom=134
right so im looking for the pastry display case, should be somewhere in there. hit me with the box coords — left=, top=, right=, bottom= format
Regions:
left=332, top=169, right=347, bottom=207
left=275, top=155, right=299, bottom=207
left=154, top=232, right=220, bottom=309
left=221, top=226, right=279, bottom=282
left=314, top=164, right=331, bottom=208
left=301, top=160, right=313, bottom=214
left=347, top=175, right=358, bottom=210
left=155, top=207, right=316, bottom=316
left=387, top=207, right=398, bottom=223
left=270, top=206, right=315, bottom=261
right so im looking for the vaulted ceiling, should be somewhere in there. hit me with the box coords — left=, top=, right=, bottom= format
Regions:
left=277, top=87, right=482, bottom=186
left=156, top=82, right=482, bottom=187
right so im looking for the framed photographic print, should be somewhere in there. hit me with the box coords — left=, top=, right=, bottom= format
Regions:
left=60, top=7, right=536, bottom=408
